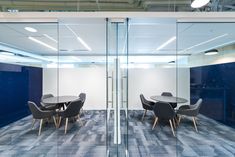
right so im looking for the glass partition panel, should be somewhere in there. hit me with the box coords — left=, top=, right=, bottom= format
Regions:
left=58, top=18, right=107, bottom=156
left=0, top=22, right=59, bottom=156
left=177, top=22, right=235, bottom=156
left=128, top=18, right=178, bottom=156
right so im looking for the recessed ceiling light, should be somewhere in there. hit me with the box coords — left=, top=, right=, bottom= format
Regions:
left=191, top=0, right=210, bottom=8
left=77, top=37, right=92, bottom=51
left=156, top=36, right=176, bottom=51
left=179, top=34, right=228, bottom=54
left=24, top=27, right=37, bottom=33
left=65, top=25, right=92, bottom=51
left=0, top=51, right=14, bottom=56
left=43, top=34, right=58, bottom=43
left=28, top=36, right=57, bottom=51
left=204, top=49, right=218, bottom=55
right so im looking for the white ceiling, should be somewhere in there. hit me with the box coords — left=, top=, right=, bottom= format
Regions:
left=0, top=18, right=235, bottom=67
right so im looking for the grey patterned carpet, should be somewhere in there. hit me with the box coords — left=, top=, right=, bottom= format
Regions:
left=0, top=110, right=235, bottom=157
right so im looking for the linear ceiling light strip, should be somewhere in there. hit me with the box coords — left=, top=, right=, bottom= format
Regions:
left=28, top=36, right=57, bottom=51
left=65, top=25, right=92, bottom=51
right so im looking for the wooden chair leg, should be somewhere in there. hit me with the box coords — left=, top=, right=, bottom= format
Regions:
left=64, top=118, right=68, bottom=134
left=152, top=117, right=158, bottom=130
left=178, top=115, right=182, bottom=125
left=192, top=117, right=198, bottom=132
left=53, top=116, right=57, bottom=128
left=58, top=117, right=62, bottom=128
left=31, top=119, right=36, bottom=130
left=172, top=118, right=176, bottom=129
left=38, top=119, right=43, bottom=136
left=142, top=109, right=147, bottom=121
left=169, top=120, right=175, bottom=137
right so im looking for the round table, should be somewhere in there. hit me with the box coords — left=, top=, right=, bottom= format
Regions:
left=42, top=96, right=79, bottom=105
left=150, top=95, right=188, bottom=104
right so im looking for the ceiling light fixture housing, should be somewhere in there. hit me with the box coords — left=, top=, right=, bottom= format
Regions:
left=168, top=61, right=175, bottom=64
left=191, top=0, right=210, bottom=8
left=204, top=49, right=218, bottom=55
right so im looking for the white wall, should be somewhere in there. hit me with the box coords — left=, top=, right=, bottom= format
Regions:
left=128, top=67, right=190, bottom=110
left=43, top=67, right=106, bottom=110
left=43, top=66, right=190, bottom=110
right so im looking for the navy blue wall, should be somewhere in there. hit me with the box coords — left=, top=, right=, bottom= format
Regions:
left=0, top=63, right=42, bottom=127
left=190, top=62, right=235, bottom=127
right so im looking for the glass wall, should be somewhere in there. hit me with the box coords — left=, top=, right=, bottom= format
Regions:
left=127, top=18, right=178, bottom=156
left=1, top=18, right=235, bottom=157
left=0, top=22, right=59, bottom=156
left=176, top=22, right=235, bottom=156
left=57, top=18, right=107, bottom=156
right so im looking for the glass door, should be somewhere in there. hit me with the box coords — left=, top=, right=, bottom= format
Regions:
left=106, top=18, right=129, bottom=157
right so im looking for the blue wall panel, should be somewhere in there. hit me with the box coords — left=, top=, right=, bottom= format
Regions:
left=190, top=62, right=235, bottom=127
left=0, top=63, right=42, bottom=127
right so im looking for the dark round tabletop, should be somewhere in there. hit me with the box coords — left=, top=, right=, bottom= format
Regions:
left=150, top=95, right=188, bottom=103
left=42, top=96, right=79, bottom=104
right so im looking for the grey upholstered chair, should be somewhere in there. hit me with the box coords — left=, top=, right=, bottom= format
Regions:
left=140, top=94, right=155, bottom=121
left=40, top=94, right=57, bottom=110
left=79, top=93, right=86, bottom=115
left=41, top=94, right=54, bottom=100
left=177, top=98, right=203, bottom=132
left=79, top=93, right=86, bottom=103
left=28, top=101, right=57, bottom=136
left=57, top=99, right=83, bottom=134
left=161, top=92, right=173, bottom=97
left=161, top=92, right=177, bottom=108
left=152, top=102, right=176, bottom=136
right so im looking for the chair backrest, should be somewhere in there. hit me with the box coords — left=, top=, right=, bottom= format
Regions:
left=41, top=94, right=54, bottom=101
left=140, top=94, right=150, bottom=109
left=191, top=98, right=203, bottom=115
left=153, top=102, right=175, bottom=119
left=140, top=94, right=146, bottom=104
left=79, top=93, right=86, bottom=104
left=161, top=92, right=173, bottom=97
left=28, top=101, right=43, bottom=119
left=63, top=99, right=83, bottom=117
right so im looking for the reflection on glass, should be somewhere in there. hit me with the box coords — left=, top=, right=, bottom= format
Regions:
left=177, top=22, right=235, bottom=157
left=0, top=22, right=59, bottom=156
